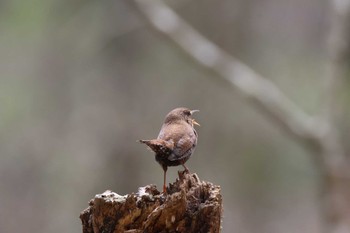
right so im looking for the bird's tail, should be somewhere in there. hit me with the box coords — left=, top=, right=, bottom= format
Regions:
left=138, top=139, right=174, bottom=155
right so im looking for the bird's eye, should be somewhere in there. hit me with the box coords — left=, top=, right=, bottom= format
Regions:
left=184, top=110, right=191, bottom=116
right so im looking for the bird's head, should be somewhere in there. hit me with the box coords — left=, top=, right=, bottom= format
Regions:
left=164, top=107, right=200, bottom=127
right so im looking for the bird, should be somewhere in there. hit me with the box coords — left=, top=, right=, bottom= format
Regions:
left=139, top=107, right=200, bottom=193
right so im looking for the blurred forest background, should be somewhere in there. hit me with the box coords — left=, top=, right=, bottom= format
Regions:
left=1, top=0, right=350, bottom=232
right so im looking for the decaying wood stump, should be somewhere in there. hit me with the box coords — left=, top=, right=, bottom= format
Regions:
left=80, top=171, right=222, bottom=233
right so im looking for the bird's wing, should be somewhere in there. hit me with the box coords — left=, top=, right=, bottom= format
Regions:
left=167, top=135, right=196, bottom=161
left=168, top=147, right=195, bottom=161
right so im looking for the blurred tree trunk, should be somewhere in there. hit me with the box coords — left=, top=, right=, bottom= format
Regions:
left=322, top=0, right=350, bottom=232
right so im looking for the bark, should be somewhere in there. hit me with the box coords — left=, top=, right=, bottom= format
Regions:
left=80, top=171, right=222, bottom=233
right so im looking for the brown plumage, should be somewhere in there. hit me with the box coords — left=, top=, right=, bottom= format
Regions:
left=139, top=107, right=199, bottom=193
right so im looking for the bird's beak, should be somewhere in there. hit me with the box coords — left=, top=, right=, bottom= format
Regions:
left=190, top=110, right=199, bottom=115
left=190, top=110, right=201, bottom=126
left=190, top=110, right=200, bottom=126
left=192, top=119, right=200, bottom=126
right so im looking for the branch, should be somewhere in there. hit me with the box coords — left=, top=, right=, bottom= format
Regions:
left=128, top=0, right=324, bottom=143
left=126, top=0, right=350, bottom=177
left=127, top=2, right=326, bottom=149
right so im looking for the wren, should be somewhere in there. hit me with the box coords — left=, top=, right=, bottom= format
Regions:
left=139, top=107, right=199, bottom=193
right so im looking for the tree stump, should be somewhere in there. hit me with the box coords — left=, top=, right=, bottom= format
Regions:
left=80, top=171, right=222, bottom=233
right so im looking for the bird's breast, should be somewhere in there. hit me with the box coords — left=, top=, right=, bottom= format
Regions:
left=158, top=123, right=196, bottom=142
left=157, top=123, right=197, bottom=156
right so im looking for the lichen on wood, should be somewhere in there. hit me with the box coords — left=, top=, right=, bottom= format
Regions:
left=80, top=171, right=222, bottom=233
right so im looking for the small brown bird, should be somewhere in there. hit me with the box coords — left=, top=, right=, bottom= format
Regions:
left=139, top=107, right=200, bottom=193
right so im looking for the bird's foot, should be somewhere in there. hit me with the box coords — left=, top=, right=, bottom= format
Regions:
left=182, top=165, right=190, bottom=174
left=162, top=184, right=167, bottom=194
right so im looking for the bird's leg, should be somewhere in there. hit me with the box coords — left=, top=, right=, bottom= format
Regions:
left=182, top=164, right=190, bottom=173
left=162, top=165, right=168, bottom=194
